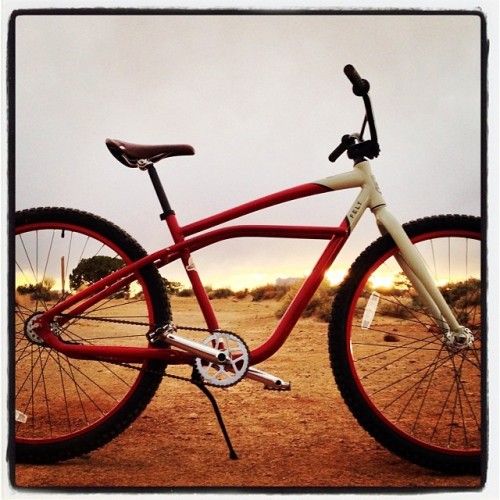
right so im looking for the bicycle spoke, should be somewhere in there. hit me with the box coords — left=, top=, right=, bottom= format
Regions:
left=332, top=217, right=482, bottom=467
left=15, top=209, right=169, bottom=461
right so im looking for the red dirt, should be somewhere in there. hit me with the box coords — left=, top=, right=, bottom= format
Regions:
left=13, top=297, right=483, bottom=491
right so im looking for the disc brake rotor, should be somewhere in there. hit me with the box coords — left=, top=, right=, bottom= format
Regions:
left=194, top=331, right=250, bottom=387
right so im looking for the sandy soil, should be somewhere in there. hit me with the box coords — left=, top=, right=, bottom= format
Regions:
left=13, top=296, right=483, bottom=492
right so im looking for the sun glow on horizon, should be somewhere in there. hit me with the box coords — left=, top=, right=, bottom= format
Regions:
left=325, top=269, right=347, bottom=285
left=208, top=267, right=350, bottom=291
left=15, top=265, right=479, bottom=297
left=369, top=274, right=396, bottom=290
left=209, top=271, right=307, bottom=291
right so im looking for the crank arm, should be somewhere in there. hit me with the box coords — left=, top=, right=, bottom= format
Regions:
left=163, top=332, right=229, bottom=364
left=245, top=367, right=291, bottom=390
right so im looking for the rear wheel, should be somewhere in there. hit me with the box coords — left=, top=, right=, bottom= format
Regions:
left=15, top=208, right=170, bottom=463
left=329, top=215, right=482, bottom=473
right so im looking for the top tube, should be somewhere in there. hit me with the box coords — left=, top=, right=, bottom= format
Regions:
left=181, top=183, right=330, bottom=236
left=181, top=162, right=380, bottom=239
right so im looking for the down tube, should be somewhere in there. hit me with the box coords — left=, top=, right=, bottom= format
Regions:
left=249, top=223, right=350, bottom=366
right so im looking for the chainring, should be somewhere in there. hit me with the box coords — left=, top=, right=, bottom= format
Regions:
left=194, top=331, right=250, bottom=388
left=58, top=313, right=251, bottom=387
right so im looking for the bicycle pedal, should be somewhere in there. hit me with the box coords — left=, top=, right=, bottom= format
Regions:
left=263, top=383, right=291, bottom=391
left=245, top=367, right=291, bottom=391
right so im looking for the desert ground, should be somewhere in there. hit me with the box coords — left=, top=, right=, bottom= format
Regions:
left=13, top=295, right=483, bottom=492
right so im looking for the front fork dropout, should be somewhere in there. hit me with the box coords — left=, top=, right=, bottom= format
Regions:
left=374, top=206, right=474, bottom=350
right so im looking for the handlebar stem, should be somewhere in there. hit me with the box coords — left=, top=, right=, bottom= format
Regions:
left=362, top=94, right=378, bottom=145
left=328, top=65, right=380, bottom=164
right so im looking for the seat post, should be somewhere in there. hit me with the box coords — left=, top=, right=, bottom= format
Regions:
left=146, top=165, right=174, bottom=220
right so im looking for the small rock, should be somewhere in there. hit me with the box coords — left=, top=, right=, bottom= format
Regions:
left=383, top=333, right=399, bottom=342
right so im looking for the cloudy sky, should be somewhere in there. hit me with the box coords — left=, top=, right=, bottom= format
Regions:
left=2, top=2, right=499, bottom=499
left=12, top=10, right=484, bottom=289
left=0, top=0, right=498, bottom=496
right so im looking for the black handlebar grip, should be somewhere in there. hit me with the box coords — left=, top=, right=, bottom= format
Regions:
left=328, top=142, right=347, bottom=163
left=344, top=64, right=370, bottom=96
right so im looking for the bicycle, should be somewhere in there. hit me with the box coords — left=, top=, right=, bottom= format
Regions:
left=14, top=65, right=482, bottom=474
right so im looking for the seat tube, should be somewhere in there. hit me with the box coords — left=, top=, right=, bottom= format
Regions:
left=164, top=213, right=220, bottom=332
left=145, top=165, right=219, bottom=330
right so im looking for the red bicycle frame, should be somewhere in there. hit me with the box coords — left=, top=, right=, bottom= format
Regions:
left=31, top=175, right=360, bottom=367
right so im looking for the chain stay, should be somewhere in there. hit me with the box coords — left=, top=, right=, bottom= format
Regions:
left=57, top=312, right=242, bottom=387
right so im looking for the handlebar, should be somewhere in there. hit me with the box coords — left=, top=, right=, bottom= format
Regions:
left=344, top=64, right=370, bottom=96
left=328, top=64, right=380, bottom=163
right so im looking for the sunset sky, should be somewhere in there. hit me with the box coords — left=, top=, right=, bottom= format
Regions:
left=12, top=9, right=483, bottom=291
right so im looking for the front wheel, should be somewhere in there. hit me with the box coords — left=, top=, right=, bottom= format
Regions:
left=329, top=215, right=482, bottom=474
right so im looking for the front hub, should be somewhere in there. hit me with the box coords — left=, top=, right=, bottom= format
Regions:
left=443, top=327, right=475, bottom=352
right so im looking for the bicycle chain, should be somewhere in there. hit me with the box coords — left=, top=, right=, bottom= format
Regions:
left=59, top=312, right=237, bottom=335
left=57, top=312, right=241, bottom=387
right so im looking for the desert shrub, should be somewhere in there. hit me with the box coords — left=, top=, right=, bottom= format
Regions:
left=162, top=279, right=184, bottom=296
left=377, top=298, right=412, bottom=319
left=208, top=288, right=234, bottom=299
left=250, top=284, right=288, bottom=302
left=441, top=278, right=481, bottom=307
left=275, top=279, right=337, bottom=322
left=17, top=278, right=60, bottom=302
left=234, top=289, right=249, bottom=299
left=177, top=288, right=194, bottom=297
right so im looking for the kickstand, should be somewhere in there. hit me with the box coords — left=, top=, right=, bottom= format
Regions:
left=190, top=368, right=238, bottom=460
